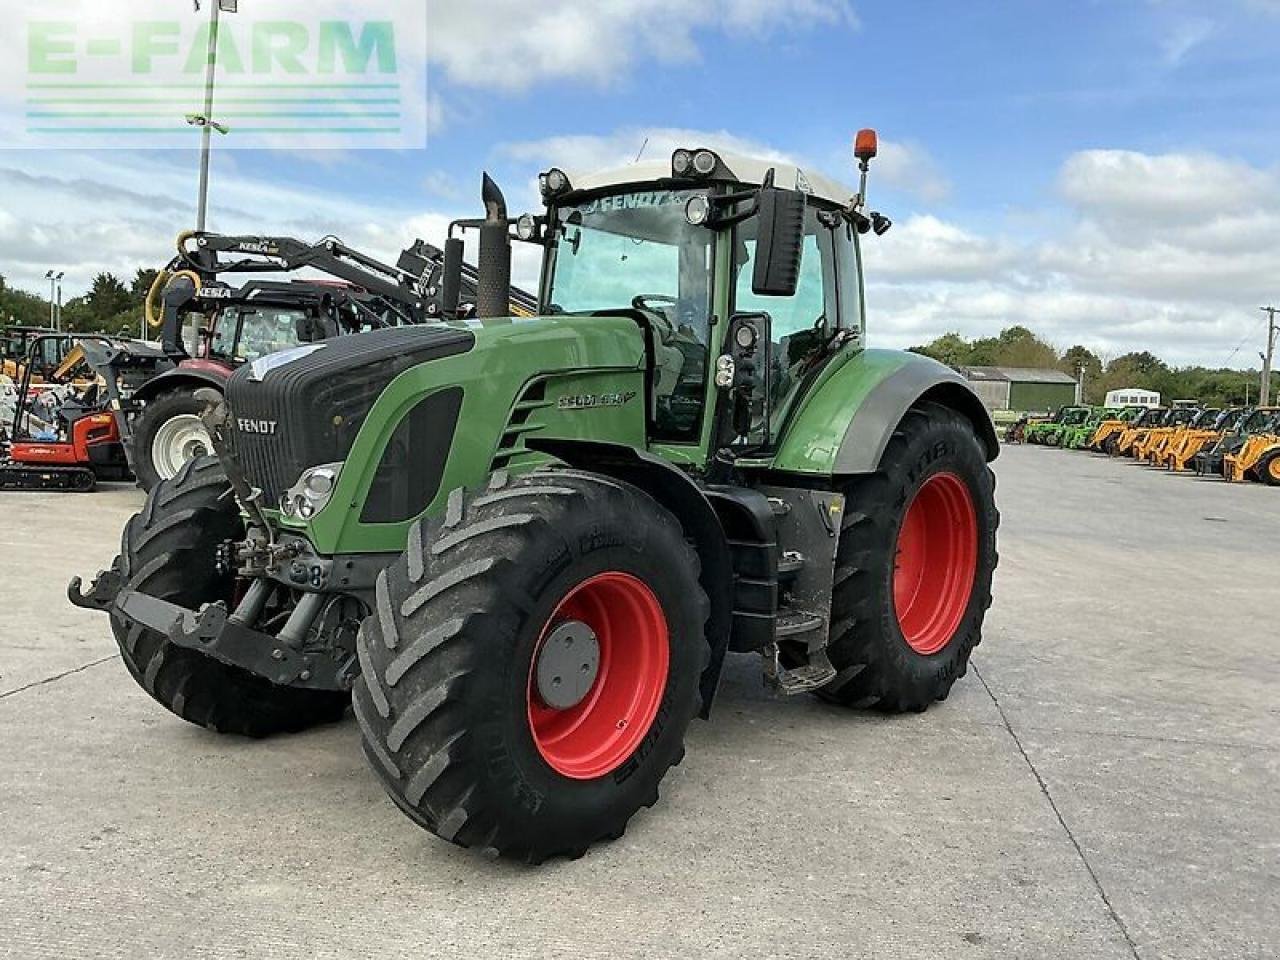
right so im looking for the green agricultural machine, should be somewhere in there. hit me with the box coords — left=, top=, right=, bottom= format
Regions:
left=1062, top=408, right=1117, bottom=450
left=1025, top=405, right=1090, bottom=446
left=71, top=131, right=1000, bottom=862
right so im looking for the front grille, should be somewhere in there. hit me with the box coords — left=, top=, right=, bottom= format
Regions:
left=224, top=326, right=475, bottom=506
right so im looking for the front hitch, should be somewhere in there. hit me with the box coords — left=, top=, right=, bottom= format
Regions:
left=67, top=566, right=126, bottom=613
left=112, top=589, right=356, bottom=691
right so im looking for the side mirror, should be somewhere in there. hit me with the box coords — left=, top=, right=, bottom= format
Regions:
left=752, top=183, right=806, bottom=297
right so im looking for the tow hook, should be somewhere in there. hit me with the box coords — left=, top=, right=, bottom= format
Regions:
left=67, top=567, right=126, bottom=613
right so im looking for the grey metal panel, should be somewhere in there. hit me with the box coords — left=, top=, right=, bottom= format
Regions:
left=834, top=361, right=996, bottom=474
left=969, top=379, right=1010, bottom=412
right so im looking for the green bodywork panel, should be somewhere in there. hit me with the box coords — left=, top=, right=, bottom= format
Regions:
left=736, top=348, right=915, bottom=474
left=283, top=315, right=647, bottom=555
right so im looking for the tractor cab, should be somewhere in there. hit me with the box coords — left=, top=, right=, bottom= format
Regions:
left=435, top=140, right=886, bottom=467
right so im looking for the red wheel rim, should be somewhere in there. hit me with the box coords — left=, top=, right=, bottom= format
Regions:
left=527, top=572, right=669, bottom=780
left=893, top=472, right=979, bottom=656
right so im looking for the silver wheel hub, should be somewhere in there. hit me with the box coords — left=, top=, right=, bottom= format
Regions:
left=151, top=413, right=212, bottom=480
left=535, top=620, right=600, bottom=710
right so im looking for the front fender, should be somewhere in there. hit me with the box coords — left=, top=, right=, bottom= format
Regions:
left=768, top=348, right=998, bottom=476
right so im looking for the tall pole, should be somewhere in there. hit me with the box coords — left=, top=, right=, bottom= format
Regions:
left=55, top=274, right=63, bottom=332
left=1075, top=363, right=1085, bottom=405
left=1261, top=306, right=1278, bottom=408
left=46, top=272, right=55, bottom=328
left=195, top=0, right=221, bottom=232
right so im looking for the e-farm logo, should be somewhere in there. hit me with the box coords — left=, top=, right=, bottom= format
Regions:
left=12, top=1, right=427, bottom=149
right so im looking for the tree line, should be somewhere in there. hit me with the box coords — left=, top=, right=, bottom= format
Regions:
left=1, top=269, right=160, bottom=338
left=909, top=326, right=1275, bottom=408
left=2, top=274, right=1273, bottom=408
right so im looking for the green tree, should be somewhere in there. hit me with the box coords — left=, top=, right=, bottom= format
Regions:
left=132, top=268, right=161, bottom=305
left=77, top=273, right=132, bottom=332
left=993, top=326, right=1059, bottom=368
left=908, top=331, right=972, bottom=366
left=1059, top=345, right=1104, bottom=403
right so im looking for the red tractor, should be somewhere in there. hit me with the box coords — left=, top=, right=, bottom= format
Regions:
left=105, top=232, right=537, bottom=490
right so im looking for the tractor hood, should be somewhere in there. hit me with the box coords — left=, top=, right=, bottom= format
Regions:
left=224, top=315, right=648, bottom=554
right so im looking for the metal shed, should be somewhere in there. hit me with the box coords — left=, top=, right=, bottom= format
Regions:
left=958, top=366, right=1079, bottom=413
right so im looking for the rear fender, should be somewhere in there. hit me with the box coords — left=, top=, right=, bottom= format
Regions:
left=768, top=349, right=998, bottom=477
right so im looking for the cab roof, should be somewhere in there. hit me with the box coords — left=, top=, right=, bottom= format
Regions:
left=562, top=150, right=856, bottom=209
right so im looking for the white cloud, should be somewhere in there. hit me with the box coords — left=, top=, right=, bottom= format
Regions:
left=866, top=148, right=1280, bottom=365
left=426, top=1, right=857, bottom=92
left=875, top=140, right=952, bottom=203
left=0, top=150, right=463, bottom=298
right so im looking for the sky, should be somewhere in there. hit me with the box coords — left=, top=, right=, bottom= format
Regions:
left=2, top=0, right=1280, bottom=367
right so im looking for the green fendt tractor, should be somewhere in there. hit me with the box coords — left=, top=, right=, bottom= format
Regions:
left=71, top=131, right=999, bottom=863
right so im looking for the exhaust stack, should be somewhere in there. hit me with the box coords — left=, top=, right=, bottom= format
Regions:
left=476, top=173, right=511, bottom=319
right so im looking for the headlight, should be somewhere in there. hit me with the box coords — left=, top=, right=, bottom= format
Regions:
left=672, top=149, right=693, bottom=177
left=692, top=149, right=718, bottom=176
left=684, top=195, right=712, bottom=226
left=715, top=355, right=736, bottom=389
left=516, top=213, right=539, bottom=241
left=540, top=168, right=571, bottom=198
left=281, top=462, right=343, bottom=519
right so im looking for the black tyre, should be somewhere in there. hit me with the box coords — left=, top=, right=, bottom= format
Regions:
left=819, top=403, right=998, bottom=713
left=353, top=469, right=710, bottom=863
left=1257, top=450, right=1280, bottom=487
left=131, top=389, right=217, bottom=493
left=110, top=456, right=350, bottom=737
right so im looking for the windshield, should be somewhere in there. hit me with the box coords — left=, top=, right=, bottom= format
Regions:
left=547, top=189, right=715, bottom=441
left=212, top=307, right=312, bottom=363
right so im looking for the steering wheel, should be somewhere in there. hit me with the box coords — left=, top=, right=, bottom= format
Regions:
left=632, top=295, right=678, bottom=315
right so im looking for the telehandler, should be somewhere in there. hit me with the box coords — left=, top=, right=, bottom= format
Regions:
left=1025, top=405, right=1090, bottom=446
left=1062, top=408, right=1116, bottom=450
left=71, top=132, right=999, bottom=862
left=1223, top=412, right=1280, bottom=484
left=1086, top=405, right=1147, bottom=452
left=1193, top=408, right=1279, bottom=476
left=1161, top=408, right=1241, bottom=472
left=1134, top=407, right=1206, bottom=464
left=1112, top=406, right=1170, bottom=457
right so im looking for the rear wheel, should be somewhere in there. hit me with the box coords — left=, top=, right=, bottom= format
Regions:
left=110, top=457, right=350, bottom=736
left=353, top=469, right=710, bottom=863
left=819, top=403, right=998, bottom=712
left=132, top=390, right=216, bottom=492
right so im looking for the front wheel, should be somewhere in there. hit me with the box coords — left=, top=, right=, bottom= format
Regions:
left=819, top=403, right=999, bottom=713
left=110, top=457, right=350, bottom=736
left=1257, top=449, right=1280, bottom=487
left=353, top=469, right=710, bottom=863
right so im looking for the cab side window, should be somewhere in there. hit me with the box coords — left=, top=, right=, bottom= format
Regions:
left=733, top=208, right=838, bottom=429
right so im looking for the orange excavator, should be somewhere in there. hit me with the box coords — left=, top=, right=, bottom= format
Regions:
left=0, top=335, right=129, bottom=491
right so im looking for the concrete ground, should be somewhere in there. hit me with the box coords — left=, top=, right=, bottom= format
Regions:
left=1, top=445, right=1276, bottom=959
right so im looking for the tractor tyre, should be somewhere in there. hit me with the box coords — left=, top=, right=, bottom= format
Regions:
left=131, top=389, right=217, bottom=493
left=1257, top=450, right=1280, bottom=487
left=110, top=457, right=350, bottom=736
left=353, top=469, right=710, bottom=863
left=818, top=402, right=998, bottom=713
